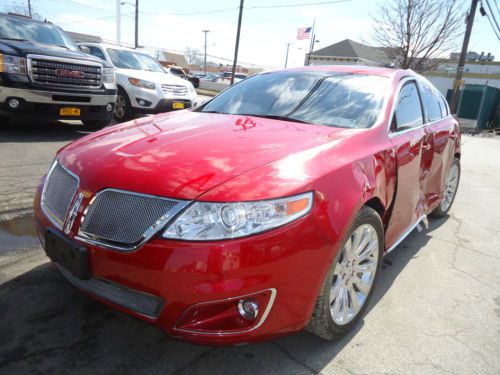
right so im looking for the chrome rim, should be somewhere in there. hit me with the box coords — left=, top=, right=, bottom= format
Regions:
left=441, top=164, right=459, bottom=212
left=329, top=224, right=379, bottom=326
left=114, top=95, right=126, bottom=119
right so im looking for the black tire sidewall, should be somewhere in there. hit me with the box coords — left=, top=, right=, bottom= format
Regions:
left=430, top=158, right=461, bottom=218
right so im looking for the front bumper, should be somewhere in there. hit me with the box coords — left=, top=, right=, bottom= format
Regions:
left=0, top=86, right=116, bottom=122
left=123, top=83, right=198, bottom=112
left=33, top=184, right=337, bottom=345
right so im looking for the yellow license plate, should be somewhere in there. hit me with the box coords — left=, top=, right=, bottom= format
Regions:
left=59, top=107, right=81, bottom=116
left=172, top=102, right=184, bottom=109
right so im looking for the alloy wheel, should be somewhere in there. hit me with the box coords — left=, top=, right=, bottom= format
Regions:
left=441, top=164, right=459, bottom=212
left=114, top=95, right=126, bottom=119
left=329, top=224, right=379, bottom=325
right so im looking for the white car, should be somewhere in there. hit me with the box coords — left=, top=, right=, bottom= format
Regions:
left=78, top=43, right=198, bottom=121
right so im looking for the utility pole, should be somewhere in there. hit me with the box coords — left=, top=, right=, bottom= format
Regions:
left=134, top=0, right=139, bottom=48
left=230, top=0, right=244, bottom=85
left=450, top=0, right=479, bottom=114
left=305, top=19, right=316, bottom=66
left=116, top=0, right=121, bottom=45
left=27, top=0, right=32, bottom=17
left=284, top=43, right=291, bottom=68
left=202, top=30, right=210, bottom=75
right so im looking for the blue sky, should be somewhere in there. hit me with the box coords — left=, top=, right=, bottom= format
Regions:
left=2, top=0, right=499, bottom=68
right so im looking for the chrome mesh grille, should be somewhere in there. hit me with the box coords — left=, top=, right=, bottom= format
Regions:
left=161, top=84, right=188, bottom=96
left=42, top=162, right=79, bottom=225
left=79, top=190, right=180, bottom=246
left=30, top=58, right=102, bottom=88
left=57, top=264, right=164, bottom=319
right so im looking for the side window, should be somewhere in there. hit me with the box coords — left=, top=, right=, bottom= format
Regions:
left=419, top=82, right=443, bottom=122
left=88, top=46, right=106, bottom=62
left=394, top=82, right=423, bottom=131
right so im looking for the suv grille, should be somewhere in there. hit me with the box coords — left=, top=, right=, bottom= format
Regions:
left=161, top=84, right=188, bottom=96
left=79, top=189, right=187, bottom=248
left=42, top=162, right=79, bottom=227
left=30, top=58, right=102, bottom=88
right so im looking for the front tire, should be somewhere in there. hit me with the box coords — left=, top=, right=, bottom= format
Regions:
left=114, top=88, right=134, bottom=122
left=308, top=206, right=383, bottom=340
left=429, top=158, right=460, bottom=218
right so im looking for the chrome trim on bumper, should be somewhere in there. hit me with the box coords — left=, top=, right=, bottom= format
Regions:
left=0, top=87, right=116, bottom=105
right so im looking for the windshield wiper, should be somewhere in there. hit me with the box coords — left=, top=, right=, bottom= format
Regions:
left=0, top=37, right=28, bottom=41
left=202, top=110, right=227, bottom=114
left=238, top=114, right=309, bottom=124
left=56, top=45, right=70, bottom=50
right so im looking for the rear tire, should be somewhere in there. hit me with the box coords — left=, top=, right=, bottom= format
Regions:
left=114, top=88, right=134, bottom=122
left=429, top=158, right=460, bottom=218
left=82, top=119, right=111, bottom=130
left=307, top=206, right=383, bottom=340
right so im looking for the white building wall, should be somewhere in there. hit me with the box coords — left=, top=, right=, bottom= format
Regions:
left=424, top=75, right=500, bottom=96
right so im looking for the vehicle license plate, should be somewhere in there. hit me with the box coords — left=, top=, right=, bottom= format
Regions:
left=172, top=102, right=184, bottom=109
left=45, top=229, right=89, bottom=279
left=60, top=107, right=81, bottom=116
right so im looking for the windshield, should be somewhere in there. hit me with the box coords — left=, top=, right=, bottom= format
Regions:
left=107, top=48, right=165, bottom=72
left=199, top=72, right=388, bottom=128
left=0, top=16, right=78, bottom=51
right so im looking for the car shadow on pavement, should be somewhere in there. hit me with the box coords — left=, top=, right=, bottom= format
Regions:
left=0, top=121, right=93, bottom=143
left=0, top=217, right=448, bottom=375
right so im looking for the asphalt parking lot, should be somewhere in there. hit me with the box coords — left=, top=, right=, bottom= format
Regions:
left=0, top=129, right=499, bottom=374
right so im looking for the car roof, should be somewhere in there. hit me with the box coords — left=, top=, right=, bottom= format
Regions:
left=77, top=42, right=150, bottom=54
left=278, top=65, right=413, bottom=79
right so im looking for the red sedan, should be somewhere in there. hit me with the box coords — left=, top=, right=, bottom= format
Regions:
left=34, top=66, right=461, bottom=345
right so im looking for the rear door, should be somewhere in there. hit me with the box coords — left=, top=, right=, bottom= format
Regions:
left=385, top=80, right=428, bottom=249
left=418, top=80, right=457, bottom=211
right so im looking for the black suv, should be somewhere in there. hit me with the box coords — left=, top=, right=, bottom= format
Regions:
left=0, top=13, right=117, bottom=129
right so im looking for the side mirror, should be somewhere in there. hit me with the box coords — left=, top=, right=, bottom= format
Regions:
left=79, top=45, right=91, bottom=54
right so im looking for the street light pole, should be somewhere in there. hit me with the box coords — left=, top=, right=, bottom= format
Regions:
left=230, top=0, right=244, bottom=85
left=116, top=0, right=121, bottom=45
left=450, top=0, right=479, bottom=114
left=284, top=43, right=291, bottom=68
left=202, top=30, right=210, bottom=75
left=134, top=0, right=139, bottom=48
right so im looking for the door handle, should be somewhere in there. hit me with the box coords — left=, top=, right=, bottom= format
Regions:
left=422, top=144, right=432, bottom=151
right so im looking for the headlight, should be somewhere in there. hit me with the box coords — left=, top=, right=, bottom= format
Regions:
left=188, top=83, right=195, bottom=93
left=128, top=77, right=155, bottom=89
left=0, top=54, right=27, bottom=75
left=163, top=192, right=313, bottom=241
left=102, top=67, right=115, bottom=83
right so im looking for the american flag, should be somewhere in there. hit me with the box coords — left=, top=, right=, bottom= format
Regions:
left=297, top=27, right=312, bottom=40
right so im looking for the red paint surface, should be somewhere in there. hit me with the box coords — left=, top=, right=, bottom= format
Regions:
left=34, top=66, right=460, bottom=345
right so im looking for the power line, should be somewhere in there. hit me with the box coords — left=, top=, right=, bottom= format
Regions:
left=484, top=0, right=500, bottom=33
left=139, top=0, right=351, bottom=17
left=481, top=0, right=500, bottom=40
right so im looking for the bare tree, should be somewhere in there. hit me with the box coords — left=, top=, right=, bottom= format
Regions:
left=184, top=47, right=201, bottom=65
left=371, top=0, right=464, bottom=72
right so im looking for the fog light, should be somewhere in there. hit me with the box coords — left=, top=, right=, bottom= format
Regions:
left=138, top=99, right=146, bottom=106
left=238, top=299, right=259, bottom=320
left=106, top=103, right=113, bottom=112
left=8, top=98, right=20, bottom=109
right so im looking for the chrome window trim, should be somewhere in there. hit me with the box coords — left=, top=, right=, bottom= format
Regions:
left=173, top=288, right=277, bottom=336
left=76, top=188, right=190, bottom=251
left=27, top=53, right=103, bottom=90
left=40, top=160, right=80, bottom=230
left=387, top=76, right=453, bottom=137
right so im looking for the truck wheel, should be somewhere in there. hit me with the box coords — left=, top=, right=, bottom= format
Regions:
left=307, top=206, right=383, bottom=340
left=114, top=88, right=133, bottom=122
left=82, top=119, right=111, bottom=130
left=429, top=158, right=460, bottom=218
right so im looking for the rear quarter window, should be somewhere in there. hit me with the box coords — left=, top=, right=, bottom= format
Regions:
left=420, top=81, right=443, bottom=122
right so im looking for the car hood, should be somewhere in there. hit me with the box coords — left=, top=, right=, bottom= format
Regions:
left=58, top=111, right=356, bottom=200
left=0, top=40, right=111, bottom=66
left=116, top=69, right=188, bottom=85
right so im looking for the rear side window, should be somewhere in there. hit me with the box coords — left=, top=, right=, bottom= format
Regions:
left=394, top=82, right=423, bottom=131
left=419, top=81, right=443, bottom=122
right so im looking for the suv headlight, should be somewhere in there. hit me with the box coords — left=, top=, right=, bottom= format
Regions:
left=163, top=192, right=313, bottom=241
left=128, top=77, right=155, bottom=89
left=102, top=67, right=115, bottom=83
left=0, top=54, right=27, bottom=75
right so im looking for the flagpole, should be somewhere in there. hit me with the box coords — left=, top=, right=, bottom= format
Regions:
left=306, top=19, right=315, bottom=66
